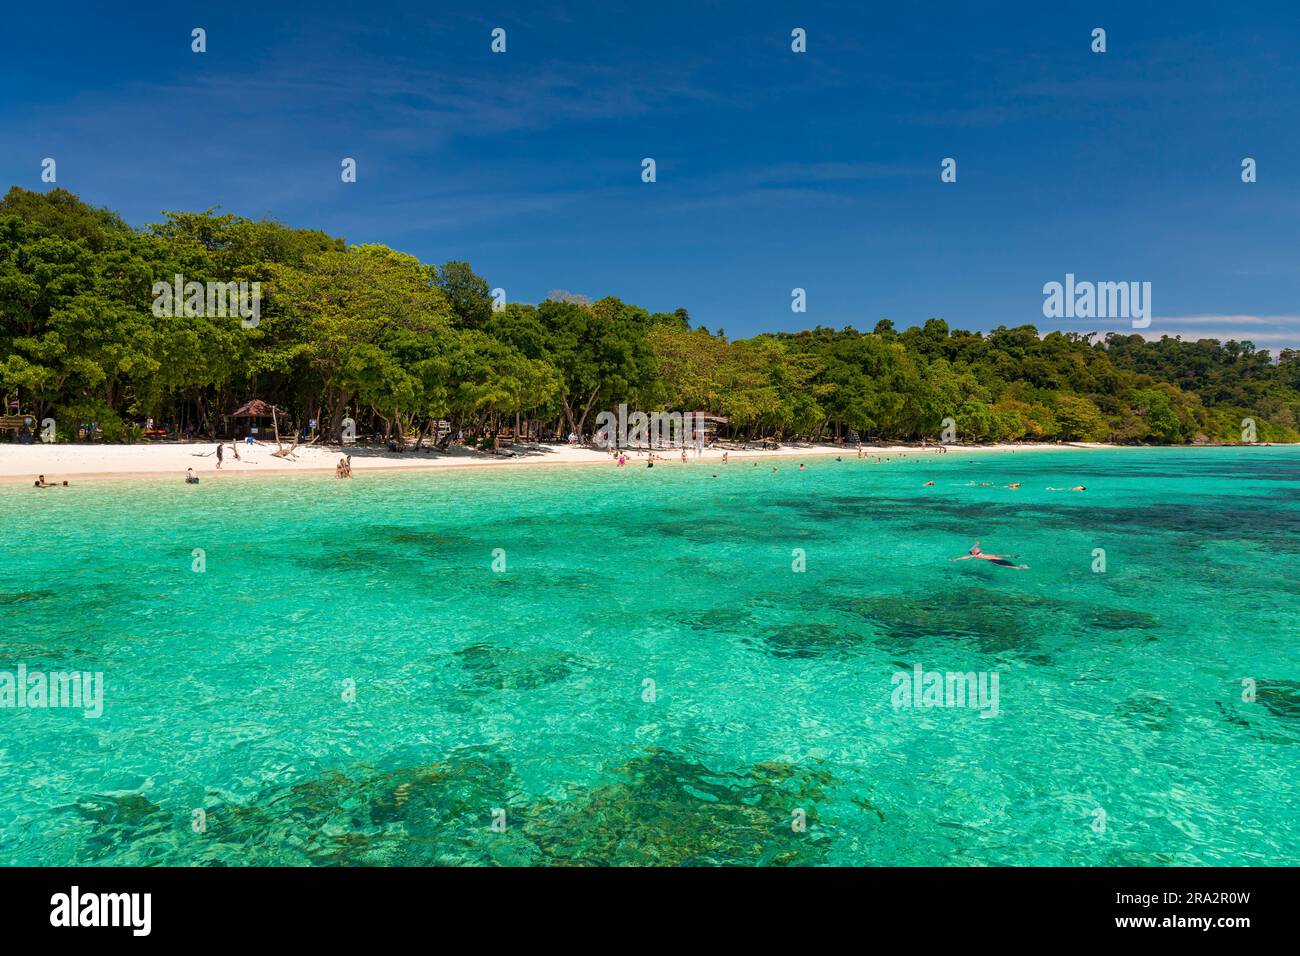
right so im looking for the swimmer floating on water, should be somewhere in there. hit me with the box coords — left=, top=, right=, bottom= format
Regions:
left=951, top=541, right=1028, bottom=570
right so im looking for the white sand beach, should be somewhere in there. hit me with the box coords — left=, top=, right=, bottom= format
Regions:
left=0, top=439, right=1101, bottom=484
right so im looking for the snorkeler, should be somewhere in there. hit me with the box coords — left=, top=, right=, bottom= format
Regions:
left=1046, top=485, right=1086, bottom=491
left=951, top=541, right=1028, bottom=570
left=922, top=480, right=934, bottom=486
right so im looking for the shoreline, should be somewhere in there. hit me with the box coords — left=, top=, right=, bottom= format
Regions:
left=0, top=439, right=1273, bottom=486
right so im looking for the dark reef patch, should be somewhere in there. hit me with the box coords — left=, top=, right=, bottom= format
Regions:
left=200, top=748, right=525, bottom=865
left=1077, top=608, right=1161, bottom=631
left=749, top=622, right=866, bottom=659
left=1111, top=693, right=1176, bottom=732
left=522, top=749, right=834, bottom=866
left=830, top=587, right=1057, bottom=656
left=454, top=642, right=587, bottom=690
left=0, top=590, right=54, bottom=606
left=1255, top=680, right=1300, bottom=720
left=73, top=747, right=838, bottom=866
left=60, top=792, right=171, bottom=861
left=676, top=606, right=758, bottom=634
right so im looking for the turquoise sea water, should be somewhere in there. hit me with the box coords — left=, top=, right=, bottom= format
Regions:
left=0, top=447, right=1297, bottom=866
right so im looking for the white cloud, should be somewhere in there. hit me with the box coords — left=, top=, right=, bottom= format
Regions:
left=1052, top=314, right=1300, bottom=355
left=1143, top=315, right=1300, bottom=355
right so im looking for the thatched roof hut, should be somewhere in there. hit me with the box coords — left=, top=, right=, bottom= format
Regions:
left=228, top=399, right=277, bottom=420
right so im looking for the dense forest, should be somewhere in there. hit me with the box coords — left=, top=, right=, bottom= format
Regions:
left=2, top=187, right=1297, bottom=446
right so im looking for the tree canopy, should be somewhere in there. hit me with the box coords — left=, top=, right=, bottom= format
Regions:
left=2, top=187, right=1296, bottom=445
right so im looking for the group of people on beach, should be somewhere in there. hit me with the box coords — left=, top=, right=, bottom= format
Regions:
left=335, top=456, right=353, bottom=479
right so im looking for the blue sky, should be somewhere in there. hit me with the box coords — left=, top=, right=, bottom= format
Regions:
left=2, top=0, right=1297, bottom=348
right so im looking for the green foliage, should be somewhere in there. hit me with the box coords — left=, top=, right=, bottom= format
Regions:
left=1, top=187, right=1297, bottom=445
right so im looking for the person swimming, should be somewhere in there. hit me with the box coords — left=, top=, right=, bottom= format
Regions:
left=923, top=480, right=934, bottom=486
left=1046, top=485, right=1086, bottom=491
left=951, top=541, right=1028, bottom=569
left=1007, top=483, right=1021, bottom=489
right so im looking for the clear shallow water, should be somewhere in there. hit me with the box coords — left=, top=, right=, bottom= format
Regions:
left=1, top=447, right=1297, bottom=866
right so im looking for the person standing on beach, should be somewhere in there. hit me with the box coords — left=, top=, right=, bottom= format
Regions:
left=215, top=443, right=223, bottom=469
